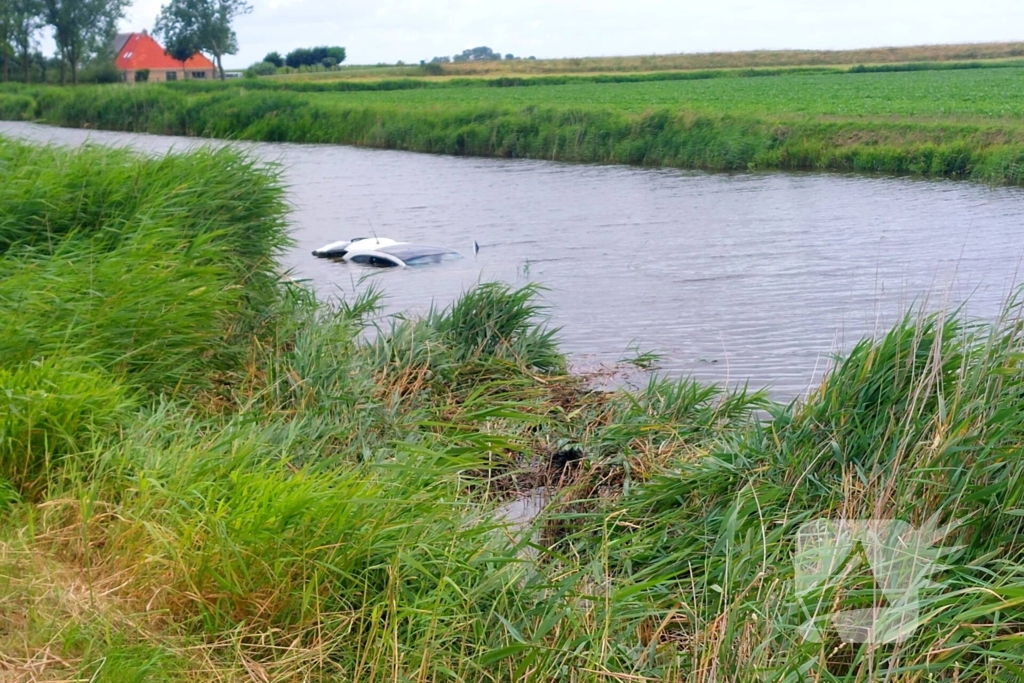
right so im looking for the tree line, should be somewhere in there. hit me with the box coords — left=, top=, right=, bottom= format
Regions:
left=248, top=45, right=346, bottom=75
left=429, top=46, right=535, bottom=64
left=0, top=0, right=129, bottom=84
left=0, top=0, right=250, bottom=84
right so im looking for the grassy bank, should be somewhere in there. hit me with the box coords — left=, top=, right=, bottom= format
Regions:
left=3, top=135, right=1024, bottom=681
left=4, top=63, right=1024, bottom=184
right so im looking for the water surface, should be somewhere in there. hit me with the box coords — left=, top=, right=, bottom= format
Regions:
left=4, top=120, right=1023, bottom=399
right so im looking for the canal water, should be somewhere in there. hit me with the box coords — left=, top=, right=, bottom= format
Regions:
left=4, top=120, right=1023, bottom=399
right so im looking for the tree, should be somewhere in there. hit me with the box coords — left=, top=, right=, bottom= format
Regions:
left=452, top=46, right=500, bottom=63
left=154, top=0, right=252, bottom=81
left=284, top=45, right=345, bottom=69
left=262, top=50, right=282, bottom=67
left=246, top=59, right=275, bottom=76
left=0, top=0, right=13, bottom=81
left=10, top=0, right=45, bottom=83
left=44, top=0, right=129, bottom=84
left=162, top=29, right=198, bottom=75
left=284, top=46, right=310, bottom=68
left=324, top=46, right=345, bottom=63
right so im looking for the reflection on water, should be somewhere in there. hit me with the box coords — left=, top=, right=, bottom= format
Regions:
left=4, top=120, right=1024, bottom=400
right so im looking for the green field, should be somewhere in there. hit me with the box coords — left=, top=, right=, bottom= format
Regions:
left=3, top=134, right=1024, bottom=681
left=3, top=64, right=1024, bottom=183
left=311, top=67, right=1024, bottom=121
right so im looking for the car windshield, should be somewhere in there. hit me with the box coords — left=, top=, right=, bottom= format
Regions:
left=377, top=244, right=462, bottom=263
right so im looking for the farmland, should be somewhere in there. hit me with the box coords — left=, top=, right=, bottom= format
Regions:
left=310, top=66, right=1024, bottom=120
left=269, top=41, right=1024, bottom=79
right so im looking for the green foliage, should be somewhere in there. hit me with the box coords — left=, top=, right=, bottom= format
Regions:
left=0, top=91, right=33, bottom=118
left=110, top=425, right=525, bottom=638
left=0, top=137, right=289, bottom=394
left=368, top=283, right=564, bottom=403
left=588, top=307, right=1024, bottom=679
left=81, top=643, right=186, bottom=683
left=245, top=59, right=276, bottom=77
left=284, top=45, right=345, bottom=69
left=453, top=46, right=501, bottom=62
left=154, top=0, right=252, bottom=78
left=4, top=0, right=45, bottom=85
left=0, top=358, right=132, bottom=498
left=77, top=59, right=120, bottom=84
left=0, top=137, right=288, bottom=285
left=43, top=0, right=130, bottom=84
left=429, top=282, right=563, bottom=372
left=421, top=61, right=444, bottom=76
left=0, top=239, right=243, bottom=393
left=262, top=50, right=282, bottom=68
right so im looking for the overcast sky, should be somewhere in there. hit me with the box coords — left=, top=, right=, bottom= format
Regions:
left=114, top=0, right=1024, bottom=68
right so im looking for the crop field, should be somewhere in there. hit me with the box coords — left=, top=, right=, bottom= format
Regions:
left=272, top=41, right=1024, bottom=79
left=2, top=134, right=1024, bottom=681
left=318, top=67, right=1024, bottom=121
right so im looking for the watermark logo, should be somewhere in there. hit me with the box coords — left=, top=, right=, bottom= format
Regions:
left=793, top=517, right=957, bottom=644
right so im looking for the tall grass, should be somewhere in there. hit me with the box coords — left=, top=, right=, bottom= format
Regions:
left=0, top=358, right=132, bottom=498
left=566, top=307, right=1024, bottom=680
left=0, top=138, right=289, bottom=396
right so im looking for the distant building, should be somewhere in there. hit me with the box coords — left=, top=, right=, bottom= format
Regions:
left=114, top=31, right=216, bottom=83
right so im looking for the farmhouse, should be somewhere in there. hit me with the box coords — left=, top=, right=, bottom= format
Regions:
left=113, top=31, right=216, bottom=83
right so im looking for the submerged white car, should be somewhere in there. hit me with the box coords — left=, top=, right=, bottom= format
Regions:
left=311, top=237, right=397, bottom=258
left=313, top=237, right=462, bottom=268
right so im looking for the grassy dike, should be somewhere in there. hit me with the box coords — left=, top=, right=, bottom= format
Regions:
left=2, top=135, right=1024, bottom=681
left=3, top=64, right=1024, bottom=184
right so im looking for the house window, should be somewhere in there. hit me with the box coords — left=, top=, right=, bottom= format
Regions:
left=191, top=71, right=207, bottom=79
left=166, top=71, right=177, bottom=81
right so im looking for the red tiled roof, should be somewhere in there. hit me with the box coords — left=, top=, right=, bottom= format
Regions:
left=115, top=32, right=215, bottom=71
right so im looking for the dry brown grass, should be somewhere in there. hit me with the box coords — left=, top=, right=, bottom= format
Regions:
left=0, top=536, right=127, bottom=682
left=274, top=41, right=1024, bottom=82
left=0, top=528, right=255, bottom=683
left=0, top=531, right=314, bottom=683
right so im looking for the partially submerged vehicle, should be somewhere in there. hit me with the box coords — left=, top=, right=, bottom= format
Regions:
left=313, top=237, right=463, bottom=268
left=312, top=237, right=397, bottom=258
